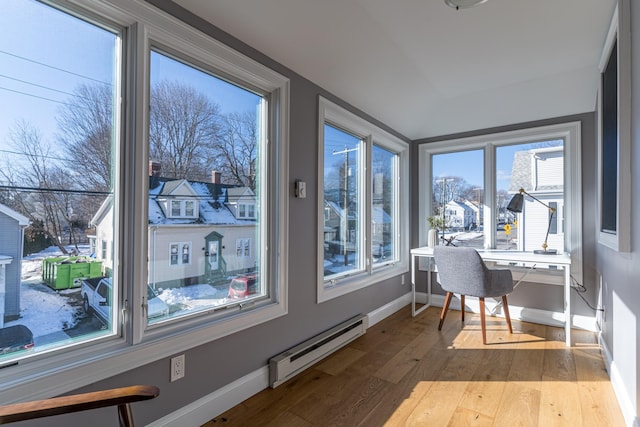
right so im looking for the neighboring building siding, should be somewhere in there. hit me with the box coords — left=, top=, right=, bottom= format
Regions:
left=0, top=211, right=24, bottom=320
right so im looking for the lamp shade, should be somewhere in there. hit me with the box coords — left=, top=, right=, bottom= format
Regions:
left=506, top=193, right=524, bottom=213
left=444, top=0, right=488, bottom=9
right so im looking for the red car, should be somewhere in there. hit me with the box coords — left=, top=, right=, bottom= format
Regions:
left=228, top=274, right=258, bottom=299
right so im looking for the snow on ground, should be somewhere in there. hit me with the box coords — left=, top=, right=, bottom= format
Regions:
left=157, top=283, right=228, bottom=311
left=7, top=246, right=86, bottom=340
left=5, top=281, right=80, bottom=337
left=9, top=246, right=230, bottom=342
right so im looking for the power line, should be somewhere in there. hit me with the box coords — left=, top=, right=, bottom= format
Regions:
left=0, top=73, right=92, bottom=101
left=0, top=85, right=90, bottom=109
left=0, top=149, right=68, bottom=163
left=0, top=185, right=110, bottom=196
left=0, top=49, right=111, bottom=86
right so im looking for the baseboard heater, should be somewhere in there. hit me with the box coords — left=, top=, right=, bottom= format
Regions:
left=269, top=314, right=368, bottom=388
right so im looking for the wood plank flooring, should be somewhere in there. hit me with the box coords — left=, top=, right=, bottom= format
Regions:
left=203, top=306, right=625, bottom=426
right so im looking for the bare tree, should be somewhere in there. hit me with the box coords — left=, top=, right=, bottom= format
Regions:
left=57, top=84, right=113, bottom=192
left=150, top=80, right=222, bottom=181
left=213, top=112, right=257, bottom=188
left=1, top=121, right=73, bottom=253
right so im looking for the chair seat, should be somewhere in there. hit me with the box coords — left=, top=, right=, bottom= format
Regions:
left=434, top=246, right=514, bottom=344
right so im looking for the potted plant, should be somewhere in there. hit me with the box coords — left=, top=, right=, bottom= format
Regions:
left=426, top=215, right=445, bottom=247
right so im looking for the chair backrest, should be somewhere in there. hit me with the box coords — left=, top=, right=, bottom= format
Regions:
left=433, top=246, right=491, bottom=297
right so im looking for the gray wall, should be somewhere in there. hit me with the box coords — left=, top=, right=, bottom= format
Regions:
left=596, top=1, right=640, bottom=423
left=19, top=1, right=411, bottom=426
left=413, top=113, right=599, bottom=318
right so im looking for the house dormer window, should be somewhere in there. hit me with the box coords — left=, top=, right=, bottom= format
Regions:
left=171, top=200, right=181, bottom=217
left=238, top=203, right=255, bottom=219
left=168, top=199, right=198, bottom=219
left=185, top=200, right=195, bottom=217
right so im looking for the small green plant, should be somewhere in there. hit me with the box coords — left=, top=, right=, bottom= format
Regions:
left=427, top=215, right=445, bottom=231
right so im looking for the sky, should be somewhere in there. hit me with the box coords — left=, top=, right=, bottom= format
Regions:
left=0, top=0, right=259, bottom=173
left=432, top=140, right=564, bottom=195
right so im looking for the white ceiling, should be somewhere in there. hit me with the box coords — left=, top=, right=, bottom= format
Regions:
left=172, top=0, right=616, bottom=140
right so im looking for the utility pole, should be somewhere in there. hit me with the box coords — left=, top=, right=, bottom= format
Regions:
left=435, top=177, right=448, bottom=243
left=333, top=146, right=358, bottom=266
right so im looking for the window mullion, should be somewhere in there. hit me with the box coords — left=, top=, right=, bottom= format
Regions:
left=485, top=144, right=496, bottom=249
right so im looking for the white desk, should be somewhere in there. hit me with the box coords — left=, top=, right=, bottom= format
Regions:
left=410, top=246, right=572, bottom=346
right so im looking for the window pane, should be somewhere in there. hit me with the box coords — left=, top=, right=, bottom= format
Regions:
left=323, top=124, right=363, bottom=280
left=431, top=150, right=484, bottom=248
left=0, top=0, right=119, bottom=360
left=147, top=50, right=263, bottom=324
left=372, top=145, right=396, bottom=265
left=497, top=140, right=564, bottom=252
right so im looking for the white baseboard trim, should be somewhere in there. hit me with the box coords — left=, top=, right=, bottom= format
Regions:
left=418, top=292, right=597, bottom=332
left=599, top=335, right=639, bottom=427
left=147, top=293, right=411, bottom=426
left=367, top=292, right=411, bottom=327
left=146, top=366, right=269, bottom=427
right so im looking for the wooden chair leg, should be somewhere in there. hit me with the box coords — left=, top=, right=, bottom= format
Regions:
left=502, top=295, right=513, bottom=334
left=438, top=292, right=453, bottom=330
left=118, top=403, right=134, bottom=427
left=479, top=297, right=486, bottom=345
left=460, top=295, right=465, bottom=323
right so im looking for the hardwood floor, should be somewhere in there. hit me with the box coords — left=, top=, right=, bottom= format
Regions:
left=203, top=306, right=625, bottom=426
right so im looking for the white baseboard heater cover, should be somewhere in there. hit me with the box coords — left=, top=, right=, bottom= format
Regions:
left=269, top=314, right=368, bottom=388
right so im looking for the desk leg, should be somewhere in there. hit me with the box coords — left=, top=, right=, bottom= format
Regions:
left=411, top=254, right=430, bottom=317
left=411, top=253, right=416, bottom=316
left=564, top=265, right=571, bottom=347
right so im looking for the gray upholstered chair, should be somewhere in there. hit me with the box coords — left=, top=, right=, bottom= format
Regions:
left=433, top=246, right=514, bottom=344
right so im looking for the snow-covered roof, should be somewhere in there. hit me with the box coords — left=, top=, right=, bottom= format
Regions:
left=0, top=203, right=30, bottom=226
left=149, top=179, right=255, bottom=226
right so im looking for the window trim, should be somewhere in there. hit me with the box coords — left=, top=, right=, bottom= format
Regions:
left=418, top=121, right=582, bottom=284
left=0, top=0, right=289, bottom=403
left=317, top=96, right=409, bottom=303
left=597, top=1, right=631, bottom=252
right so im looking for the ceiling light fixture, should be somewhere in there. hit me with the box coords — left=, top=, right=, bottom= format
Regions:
left=444, top=0, right=488, bottom=10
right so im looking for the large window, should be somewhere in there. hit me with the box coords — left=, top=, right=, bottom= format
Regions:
left=597, top=2, right=631, bottom=252
left=318, top=97, right=408, bottom=302
left=419, top=122, right=582, bottom=279
left=146, top=49, right=267, bottom=324
left=0, top=0, right=289, bottom=403
left=0, top=0, right=120, bottom=360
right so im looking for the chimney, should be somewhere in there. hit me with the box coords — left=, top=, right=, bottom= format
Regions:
left=149, top=160, right=161, bottom=177
left=212, top=171, right=222, bottom=184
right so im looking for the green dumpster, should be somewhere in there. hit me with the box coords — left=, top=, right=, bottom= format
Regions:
left=42, top=256, right=103, bottom=290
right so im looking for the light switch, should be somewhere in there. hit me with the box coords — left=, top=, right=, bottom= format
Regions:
left=295, top=180, right=306, bottom=198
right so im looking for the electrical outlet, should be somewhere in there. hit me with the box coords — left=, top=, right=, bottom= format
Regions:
left=171, top=354, right=185, bottom=382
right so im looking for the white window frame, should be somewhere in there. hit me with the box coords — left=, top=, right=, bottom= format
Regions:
left=169, top=242, right=191, bottom=265
left=0, top=0, right=289, bottom=403
left=236, top=238, right=251, bottom=257
left=597, top=1, right=631, bottom=252
left=317, top=97, right=408, bottom=303
left=418, top=121, right=582, bottom=284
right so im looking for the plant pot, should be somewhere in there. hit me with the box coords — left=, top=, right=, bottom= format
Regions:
left=427, top=229, right=438, bottom=247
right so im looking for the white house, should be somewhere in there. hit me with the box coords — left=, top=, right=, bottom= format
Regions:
left=92, top=177, right=258, bottom=289
left=509, top=146, right=564, bottom=253
left=444, top=200, right=475, bottom=230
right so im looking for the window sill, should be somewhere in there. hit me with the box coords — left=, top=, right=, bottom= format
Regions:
left=317, top=263, right=407, bottom=303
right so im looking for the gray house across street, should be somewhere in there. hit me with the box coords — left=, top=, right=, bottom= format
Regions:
left=0, top=203, right=29, bottom=326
